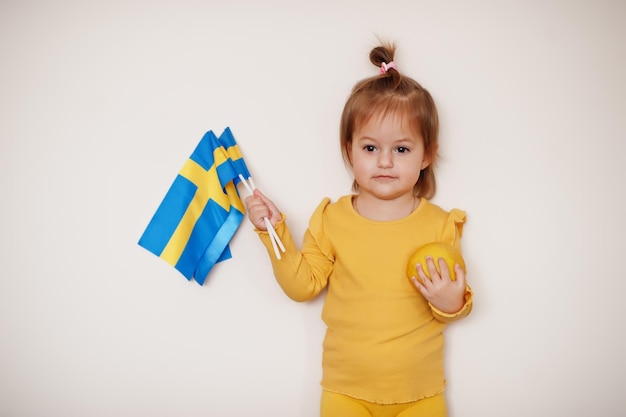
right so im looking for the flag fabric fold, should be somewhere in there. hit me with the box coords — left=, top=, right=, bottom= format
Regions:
left=138, top=127, right=248, bottom=285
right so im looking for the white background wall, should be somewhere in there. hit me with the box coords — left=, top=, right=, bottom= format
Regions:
left=2, top=1, right=625, bottom=416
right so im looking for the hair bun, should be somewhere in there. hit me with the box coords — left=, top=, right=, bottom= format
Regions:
left=369, top=44, right=396, bottom=68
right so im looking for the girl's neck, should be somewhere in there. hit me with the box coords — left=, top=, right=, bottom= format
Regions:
left=353, top=193, right=418, bottom=221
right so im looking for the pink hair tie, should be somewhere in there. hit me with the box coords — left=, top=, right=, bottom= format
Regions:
left=380, top=61, right=397, bottom=74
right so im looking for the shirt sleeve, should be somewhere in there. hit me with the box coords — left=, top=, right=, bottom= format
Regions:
left=255, top=199, right=334, bottom=302
left=440, top=208, right=466, bottom=251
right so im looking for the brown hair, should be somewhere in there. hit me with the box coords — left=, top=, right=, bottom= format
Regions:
left=340, top=43, right=439, bottom=199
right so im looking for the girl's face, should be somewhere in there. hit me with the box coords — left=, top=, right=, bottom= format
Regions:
left=349, top=112, right=430, bottom=201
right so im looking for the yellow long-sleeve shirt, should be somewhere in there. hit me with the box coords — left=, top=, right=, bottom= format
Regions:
left=255, top=195, right=473, bottom=404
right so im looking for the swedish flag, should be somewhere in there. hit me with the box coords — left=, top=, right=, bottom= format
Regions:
left=219, top=126, right=251, bottom=183
left=138, top=128, right=247, bottom=285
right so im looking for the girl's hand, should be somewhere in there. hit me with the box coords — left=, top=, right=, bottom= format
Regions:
left=244, top=189, right=282, bottom=231
left=411, top=257, right=467, bottom=314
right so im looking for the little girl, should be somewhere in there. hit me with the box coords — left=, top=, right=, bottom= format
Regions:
left=244, top=43, right=473, bottom=417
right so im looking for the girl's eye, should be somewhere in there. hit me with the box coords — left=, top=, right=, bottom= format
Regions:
left=364, top=145, right=377, bottom=152
left=396, top=147, right=409, bottom=153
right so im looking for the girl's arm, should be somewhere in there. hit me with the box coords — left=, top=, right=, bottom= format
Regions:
left=244, top=190, right=333, bottom=302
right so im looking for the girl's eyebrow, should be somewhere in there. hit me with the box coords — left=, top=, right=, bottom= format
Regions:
left=353, top=136, right=377, bottom=144
left=357, top=135, right=415, bottom=144
left=395, top=137, right=415, bottom=144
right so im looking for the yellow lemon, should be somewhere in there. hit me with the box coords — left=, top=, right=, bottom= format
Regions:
left=406, top=242, right=465, bottom=284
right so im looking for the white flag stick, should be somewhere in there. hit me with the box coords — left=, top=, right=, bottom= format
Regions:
left=264, top=216, right=281, bottom=260
left=238, top=174, right=285, bottom=260
left=238, top=174, right=254, bottom=195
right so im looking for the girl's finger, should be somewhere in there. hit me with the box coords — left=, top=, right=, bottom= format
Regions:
left=425, top=256, right=440, bottom=281
left=416, top=263, right=430, bottom=284
left=454, top=264, right=466, bottom=287
left=438, top=258, right=451, bottom=281
left=411, top=276, right=428, bottom=296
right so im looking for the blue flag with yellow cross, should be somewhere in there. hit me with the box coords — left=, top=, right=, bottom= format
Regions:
left=138, top=127, right=249, bottom=285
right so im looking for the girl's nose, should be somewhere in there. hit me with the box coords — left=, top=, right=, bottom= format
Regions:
left=377, top=150, right=393, bottom=168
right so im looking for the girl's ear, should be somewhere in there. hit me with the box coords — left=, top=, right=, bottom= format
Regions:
left=346, top=143, right=353, bottom=165
left=421, top=144, right=438, bottom=170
